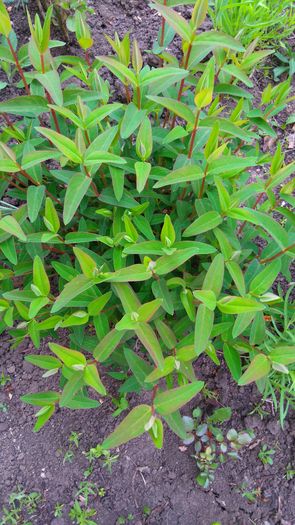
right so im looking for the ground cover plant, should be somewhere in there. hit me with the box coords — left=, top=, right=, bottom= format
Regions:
left=0, top=0, right=294, bottom=458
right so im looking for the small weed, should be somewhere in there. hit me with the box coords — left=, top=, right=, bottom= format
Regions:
left=0, top=486, right=42, bottom=525
left=116, top=515, right=134, bottom=525
left=69, top=431, right=82, bottom=449
left=54, top=502, right=64, bottom=518
left=98, top=487, right=106, bottom=497
left=0, top=403, right=8, bottom=412
left=258, top=444, right=276, bottom=465
left=248, top=403, right=270, bottom=420
left=285, top=463, right=295, bottom=481
left=84, top=445, right=119, bottom=473
left=183, top=407, right=254, bottom=488
left=0, top=372, right=10, bottom=388
left=142, top=505, right=151, bottom=517
left=63, top=450, right=75, bottom=465
left=75, top=481, right=97, bottom=507
left=241, top=487, right=261, bottom=503
left=69, top=501, right=97, bottom=525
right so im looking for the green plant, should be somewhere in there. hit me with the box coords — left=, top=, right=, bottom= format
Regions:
left=239, top=483, right=261, bottom=503
left=183, top=407, right=254, bottom=487
left=0, top=0, right=294, bottom=452
left=84, top=445, right=119, bottom=472
left=209, top=0, right=295, bottom=48
left=63, top=450, right=75, bottom=464
left=69, top=431, right=82, bottom=448
left=273, top=43, right=295, bottom=81
left=35, top=0, right=94, bottom=42
left=54, top=503, right=64, bottom=518
left=285, top=463, right=295, bottom=481
left=68, top=501, right=97, bottom=525
left=75, top=481, right=97, bottom=507
left=0, top=487, right=42, bottom=525
left=258, top=444, right=275, bottom=465
left=0, top=371, right=10, bottom=387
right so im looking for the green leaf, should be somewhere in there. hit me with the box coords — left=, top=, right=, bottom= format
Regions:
left=227, top=208, right=288, bottom=250
left=63, top=173, right=91, bottom=225
left=33, top=255, right=50, bottom=296
left=223, top=343, right=241, bottom=382
left=238, top=354, right=271, bottom=386
left=203, top=253, right=224, bottom=297
left=60, top=372, right=84, bottom=407
left=193, top=290, right=216, bottom=311
left=155, top=166, right=203, bottom=189
left=226, top=261, right=246, bottom=296
left=0, top=96, right=48, bottom=117
left=110, top=166, right=125, bottom=201
left=183, top=211, right=222, bottom=237
left=250, top=260, right=281, bottom=296
left=102, top=404, right=152, bottom=449
left=151, top=2, right=193, bottom=42
left=49, top=342, right=86, bottom=368
left=44, top=197, right=60, bottom=233
left=84, top=364, right=106, bottom=395
left=145, top=356, right=175, bottom=383
left=34, top=405, right=55, bottom=432
left=148, top=418, right=163, bottom=449
left=136, top=117, right=153, bottom=161
left=93, top=329, right=125, bottom=362
left=0, top=215, right=26, bottom=241
left=155, top=245, right=216, bottom=275
left=217, top=296, right=264, bottom=314
left=85, top=103, right=122, bottom=129
left=88, top=292, right=112, bottom=316
left=51, top=275, right=96, bottom=313
left=97, top=55, right=137, bottom=86
left=124, top=348, right=153, bottom=389
left=27, top=185, right=45, bottom=223
left=25, top=355, right=61, bottom=370
left=269, top=346, right=295, bottom=366
left=154, top=381, right=204, bottom=415
left=83, top=151, right=126, bottom=167
left=21, top=391, right=60, bottom=406
left=194, top=304, right=214, bottom=356
left=148, top=95, right=195, bottom=125
left=135, top=161, right=151, bottom=193
left=136, top=322, right=164, bottom=369
left=120, top=103, right=146, bottom=139
left=36, top=127, right=82, bottom=164
left=35, top=70, right=63, bottom=106
left=22, top=150, right=62, bottom=169
left=195, top=31, right=244, bottom=52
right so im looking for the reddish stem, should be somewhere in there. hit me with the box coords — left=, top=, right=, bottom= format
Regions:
left=160, top=0, right=167, bottom=47
left=198, top=163, right=209, bottom=198
left=7, top=36, right=30, bottom=94
left=170, top=42, right=193, bottom=129
left=136, top=85, right=141, bottom=109
left=237, top=191, right=265, bottom=236
left=259, top=243, right=295, bottom=264
left=188, top=109, right=200, bottom=159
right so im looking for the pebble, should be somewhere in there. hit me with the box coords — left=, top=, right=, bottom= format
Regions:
left=7, top=365, right=15, bottom=373
left=51, top=519, right=65, bottom=525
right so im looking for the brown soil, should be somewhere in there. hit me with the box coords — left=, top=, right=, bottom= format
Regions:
left=0, top=1, right=295, bottom=524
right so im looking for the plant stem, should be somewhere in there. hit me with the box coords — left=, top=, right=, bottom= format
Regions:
left=198, top=163, right=209, bottom=198
left=170, top=42, right=193, bottom=129
left=7, top=36, right=30, bottom=94
left=85, top=50, right=91, bottom=67
left=188, top=109, right=200, bottom=159
left=14, top=163, right=61, bottom=205
left=259, top=243, right=295, bottom=264
left=84, top=167, right=100, bottom=197
left=237, top=191, right=265, bottom=236
left=160, top=0, right=167, bottom=47
left=124, top=84, right=131, bottom=104
left=136, top=85, right=141, bottom=109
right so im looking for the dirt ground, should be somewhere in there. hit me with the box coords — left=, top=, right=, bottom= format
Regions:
left=0, top=1, right=295, bottom=524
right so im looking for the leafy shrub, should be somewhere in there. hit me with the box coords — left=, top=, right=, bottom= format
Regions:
left=0, top=0, right=294, bottom=448
left=209, top=0, right=295, bottom=48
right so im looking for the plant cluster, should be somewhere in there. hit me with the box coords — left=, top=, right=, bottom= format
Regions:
left=209, top=0, right=295, bottom=48
left=0, top=0, right=294, bottom=452
left=182, top=407, right=254, bottom=487
left=0, top=487, right=42, bottom=525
